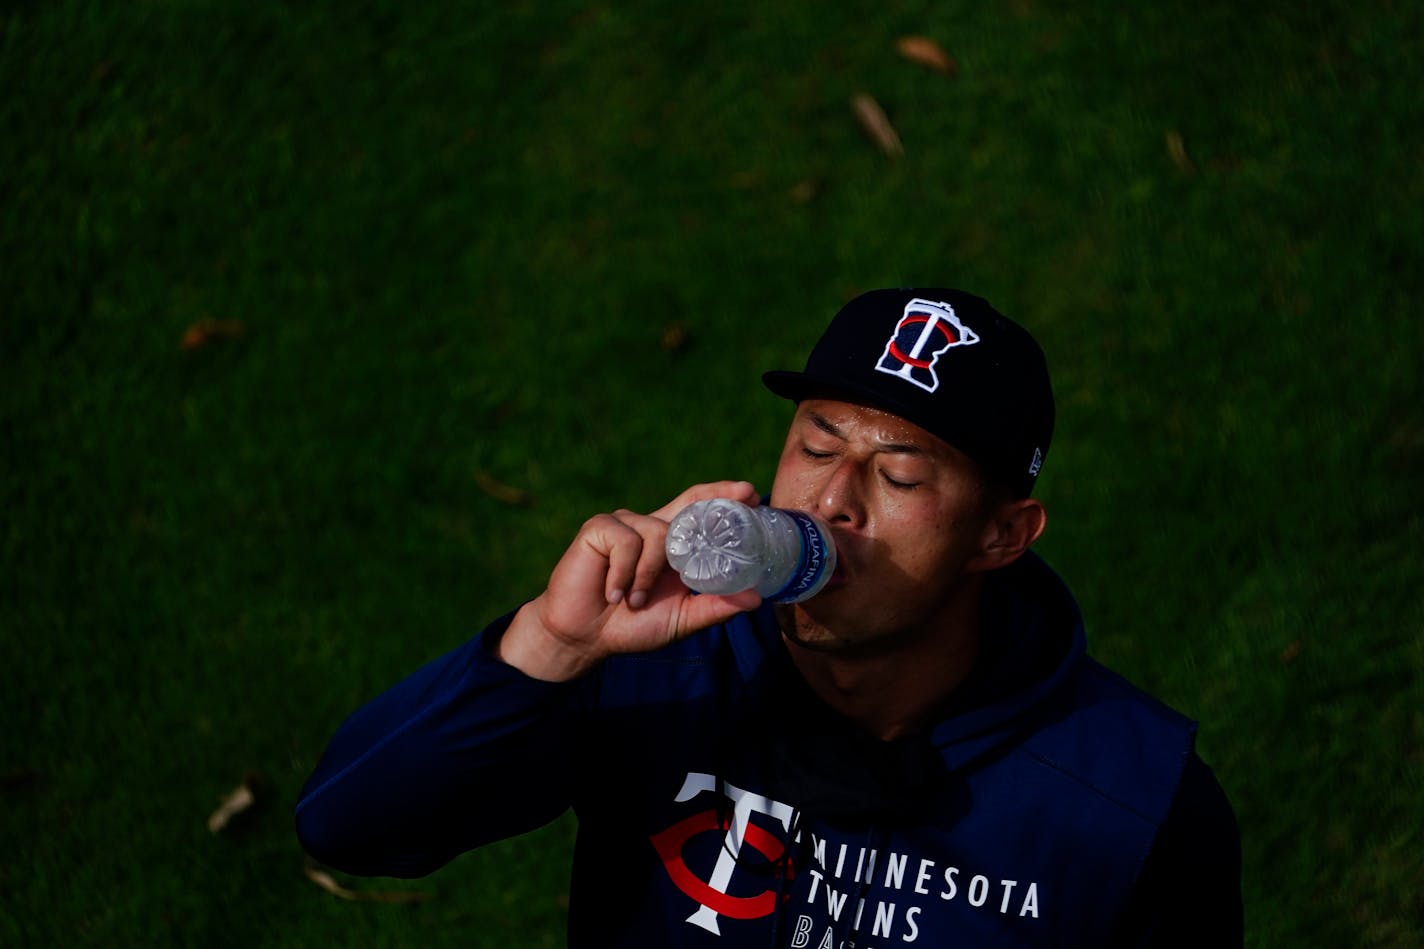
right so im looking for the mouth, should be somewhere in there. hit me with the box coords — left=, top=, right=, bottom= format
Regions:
left=818, top=530, right=852, bottom=589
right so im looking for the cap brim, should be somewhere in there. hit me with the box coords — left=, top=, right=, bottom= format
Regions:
left=761, top=369, right=815, bottom=402
left=761, top=369, right=925, bottom=428
left=762, top=368, right=1011, bottom=487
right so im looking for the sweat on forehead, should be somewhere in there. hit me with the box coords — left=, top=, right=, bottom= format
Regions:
left=796, top=400, right=954, bottom=458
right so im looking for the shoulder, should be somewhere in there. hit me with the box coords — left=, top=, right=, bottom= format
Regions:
left=1018, top=658, right=1198, bottom=827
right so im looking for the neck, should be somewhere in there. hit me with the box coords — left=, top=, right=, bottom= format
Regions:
left=782, top=586, right=982, bottom=741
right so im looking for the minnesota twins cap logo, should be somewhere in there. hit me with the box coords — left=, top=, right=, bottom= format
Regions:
left=875, top=298, right=980, bottom=393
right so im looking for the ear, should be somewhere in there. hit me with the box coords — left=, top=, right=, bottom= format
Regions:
left=968, top=498, right=1047, bottom=573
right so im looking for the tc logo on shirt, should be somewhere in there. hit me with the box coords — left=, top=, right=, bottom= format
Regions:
left=650, top=771, right=1046, bottom=943
left=649, top=772, right=797, bottom=935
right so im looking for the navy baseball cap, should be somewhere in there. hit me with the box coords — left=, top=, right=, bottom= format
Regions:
left=763, top=288, right=1054, bottom=496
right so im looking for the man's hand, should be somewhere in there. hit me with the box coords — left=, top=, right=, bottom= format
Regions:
left=497, top=481, right=764, bottom=682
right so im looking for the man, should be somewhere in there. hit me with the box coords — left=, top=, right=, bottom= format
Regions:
left=296, top=288, right=1242, bottom=946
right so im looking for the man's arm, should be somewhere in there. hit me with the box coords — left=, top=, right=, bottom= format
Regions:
left=293, top=612, right=584, bottom=877
left=294, top=480, right=764, bottom=877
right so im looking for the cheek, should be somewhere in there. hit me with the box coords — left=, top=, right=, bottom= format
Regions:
left=877, top=509, right=969, bottom=575
left=873, top=491, right=919, bottom=523
left=769, top=470, right=811, bottom=509
left=769, top=451, right=816, bottom=508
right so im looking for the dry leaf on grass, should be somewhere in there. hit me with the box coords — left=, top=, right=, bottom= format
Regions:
left=1166, top=130, right=1197, bottom=176
left=207, top=773, right=263, bottom=833
left=896, top=36, right=957, bottom=75
left=787, top=179, right=821, bottom=204
left=304, top=862, right=432, bottom=904
left=850, top=94, right=904, bottom=159
left=660, top=322, right=690, bottom=353
left=474, top=471, right=533, bottom=507
left=181, top=318, right=247, bottom=351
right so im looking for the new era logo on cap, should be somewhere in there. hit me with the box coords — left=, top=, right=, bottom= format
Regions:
left=874, top=298, right=980, bottom=393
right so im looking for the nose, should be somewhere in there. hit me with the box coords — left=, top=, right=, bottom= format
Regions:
left=814, top=458, right=867, bottom=530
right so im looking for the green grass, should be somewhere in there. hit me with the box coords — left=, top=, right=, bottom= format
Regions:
left=3, top=1, right=1422, bottom=945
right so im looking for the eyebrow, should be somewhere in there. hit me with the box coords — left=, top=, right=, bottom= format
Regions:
left=804, top=411, right=929, bottom=456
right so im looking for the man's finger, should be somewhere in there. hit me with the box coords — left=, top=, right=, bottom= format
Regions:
left=651, top=480, right=759, bottom=521
left=611, top=509, right=671, bottom=609
left=581, top=513, right=644, bottom=605
left=671, top=588, right=764, bottom=638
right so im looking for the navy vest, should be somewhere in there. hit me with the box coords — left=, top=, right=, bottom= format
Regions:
left=567, top=557, right=1195, bottom=947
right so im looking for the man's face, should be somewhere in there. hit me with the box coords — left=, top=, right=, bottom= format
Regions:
left=768, top=398, right=1000, bottom=654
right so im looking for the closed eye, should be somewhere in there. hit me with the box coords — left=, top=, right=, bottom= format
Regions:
left=880, top=470, right=920, bottom=490
left=800, top=447, right=835, bottom=460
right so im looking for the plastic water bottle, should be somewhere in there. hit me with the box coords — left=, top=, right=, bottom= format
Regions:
left=665, top=499, right=837, bottom=603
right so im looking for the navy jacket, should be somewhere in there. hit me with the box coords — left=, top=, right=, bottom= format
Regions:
left=296, top=553, right=1241, bottom=946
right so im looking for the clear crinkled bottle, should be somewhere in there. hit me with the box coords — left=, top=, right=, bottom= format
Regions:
left=664, top=498, right=837, bottom=603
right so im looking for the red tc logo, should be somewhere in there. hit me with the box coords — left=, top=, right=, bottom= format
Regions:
left=649, top=772, right=798, bottom=935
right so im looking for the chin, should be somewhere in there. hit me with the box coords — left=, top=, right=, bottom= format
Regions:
left=773, top=602, right=832, bottom=648
left=775, top=601, right=884, bottom=655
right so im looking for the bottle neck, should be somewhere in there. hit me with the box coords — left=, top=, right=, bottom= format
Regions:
left=765, top=509, right=834, bottom=603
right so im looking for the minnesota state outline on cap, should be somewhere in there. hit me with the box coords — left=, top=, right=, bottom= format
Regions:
left=874, top=298, right=981, bottom=393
